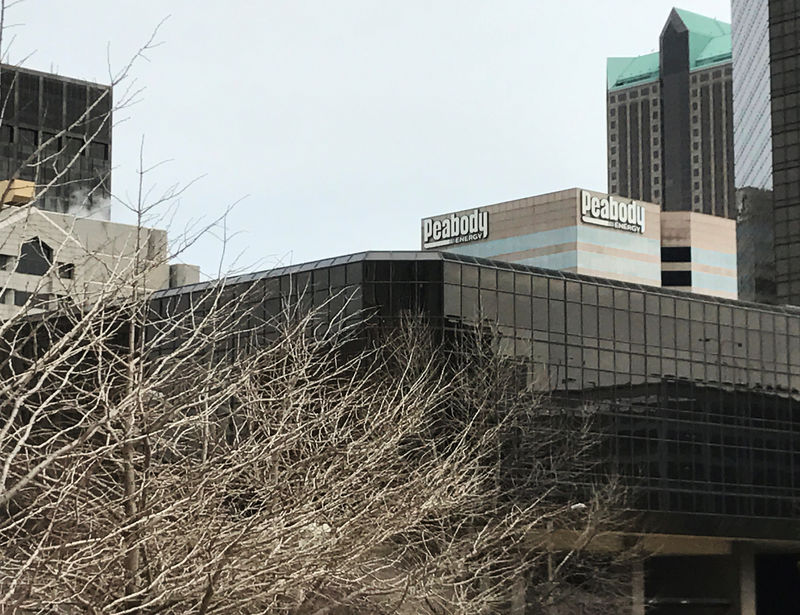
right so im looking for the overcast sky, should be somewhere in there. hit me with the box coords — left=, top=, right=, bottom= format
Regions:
left=8, top=1, right=732, bottom=277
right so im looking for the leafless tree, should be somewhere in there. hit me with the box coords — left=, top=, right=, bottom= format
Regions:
left=0, top=4, right=638, bottom=613
left=0, top=272, right=637, bottom=614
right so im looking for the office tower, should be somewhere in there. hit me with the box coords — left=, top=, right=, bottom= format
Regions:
left=732, top=0, right=800, bottom=305
left=607, top=9, right=735, bottom=218
left=0, top=65, right=112, bottom=220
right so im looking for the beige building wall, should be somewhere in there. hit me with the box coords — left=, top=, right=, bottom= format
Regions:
left=422, top=188, right=662, bottom=287
left=0, top=205, right=171, bottom=319
left=660, top=212, right=737, bottom=299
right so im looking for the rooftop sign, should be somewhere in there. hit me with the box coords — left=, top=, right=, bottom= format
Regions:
left=422, top=209, right=489, bottom=249
left=581, top=191, right=645, bottom=234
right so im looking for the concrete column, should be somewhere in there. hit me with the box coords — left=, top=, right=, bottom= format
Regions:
left=631, top=559, right=645, bottom=615
left=736, top=544, right=756, bottom=615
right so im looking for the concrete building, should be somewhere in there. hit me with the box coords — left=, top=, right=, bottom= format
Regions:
left=0, top=180, right=198, bottom=319
left=420, top=188, right=738, bottom=298
left=0, top=64, right=112, bottom=220
left=607, top=9, right=734, bottom=219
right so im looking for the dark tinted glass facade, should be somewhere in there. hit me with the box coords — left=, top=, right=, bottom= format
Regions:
left=732, top=0, right=774, bottom=191
left=153, top=251, right=800, bottom=538
left=733, top=0, right=777, bottom=304
left=769, top=1, right=800, bottom=305
left=0, top=65, right=112, bottom=218
left=733, top=0, right=800, bottom=306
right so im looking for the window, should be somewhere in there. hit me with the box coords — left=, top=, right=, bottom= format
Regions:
left=18, top=128, right=38, bottom=148
left=0, top=254, right=13, bottom=270
left=13, top=290, right=30, bottom=306
left=662, top=270, right=692, bottom=286
left=661, top=247, right=691, bottom=262
left=57, top=262, right=74, bottom=279
left=16, top=238, right=53, bottom=276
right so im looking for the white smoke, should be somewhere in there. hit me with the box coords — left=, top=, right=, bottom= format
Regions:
left=66, top=186, right=111, bottom=221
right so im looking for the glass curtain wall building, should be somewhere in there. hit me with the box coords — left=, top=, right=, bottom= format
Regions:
left=732, top=0, right=800, bottom=305
left=152, top=251, right=800, bottom=537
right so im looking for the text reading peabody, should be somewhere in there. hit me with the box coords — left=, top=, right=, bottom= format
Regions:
left=581, top=191, right=645, bottom=234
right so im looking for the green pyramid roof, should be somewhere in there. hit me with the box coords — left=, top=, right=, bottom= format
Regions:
left=607, top=8, right=731, bottom=92
left=674, top=8, right=732, bottom=70
left=607, top=53, right=660, bottom=90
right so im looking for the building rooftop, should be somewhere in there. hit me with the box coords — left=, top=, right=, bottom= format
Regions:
left=607, top=8, right=731, bottom=91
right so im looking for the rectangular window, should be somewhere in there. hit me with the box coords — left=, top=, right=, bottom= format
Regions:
left=14, top=290, right=31, bottom=306
left=661, top=247, right=691, bottom=262
left=662, top=270, right=692, bottom=286
left=57, top=262, right=74, bottom=279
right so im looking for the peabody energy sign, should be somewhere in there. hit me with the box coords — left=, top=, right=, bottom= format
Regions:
left=580, top=191, right=645, bottom=234
left=423, top=209, right=489, bottom=249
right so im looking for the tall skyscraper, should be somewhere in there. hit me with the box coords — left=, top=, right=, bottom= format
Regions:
left=732, top=0, right=800, bottom=305
left=0, top=65, right=112, bottom=220
left=607, top=9, right=735, bottom=218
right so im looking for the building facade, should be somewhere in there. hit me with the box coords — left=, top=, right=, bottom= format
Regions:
left=420, top=188, right=738, bottom=298
left=732, top=0, right=800, bottom=306
left=0, top=64, right=112, bottom=220
left=0, top=180, right=197, bottom=319
left=608, top=9, right=735, bottom=219
left=153, top=250, right=800, bottom=613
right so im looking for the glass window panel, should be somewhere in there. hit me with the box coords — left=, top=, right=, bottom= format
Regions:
left=615, top=309, right=630, bottom=342
left=630, top=313, right=645, bottom=344
left=599, top=307, right=614, bottom=338
left=515, top=295, right=532, bottom=328
left=498, top=269, right=514, bottom=292
left=444, top=284, right=461, bottom=317
left=533, top=275, right=548, bottom=297
left=582, top=284, right=598, bottom=305
left=566, top=281, right=581, bottom=302
left=462, top=287, right=479, bottom=321
left=329, top=266, right=345, bottom=288
left=498, top=292, right=514, bottom=326
left=480, top=289, right=498, bottom=321
left=566, top=302, right=581, bottom=335
left=346, top=263, right=361, bottom=284
left=514, top=272, right=531, bottom=295
left=582, top=305, right=598, bottom=338
left=533, top=297, right=548, bottom=330
left=462, top=266, right=479, bottom=287
left=481, top=268, right=497, bottom=290
left=549, top=299, right=565, bottom=333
